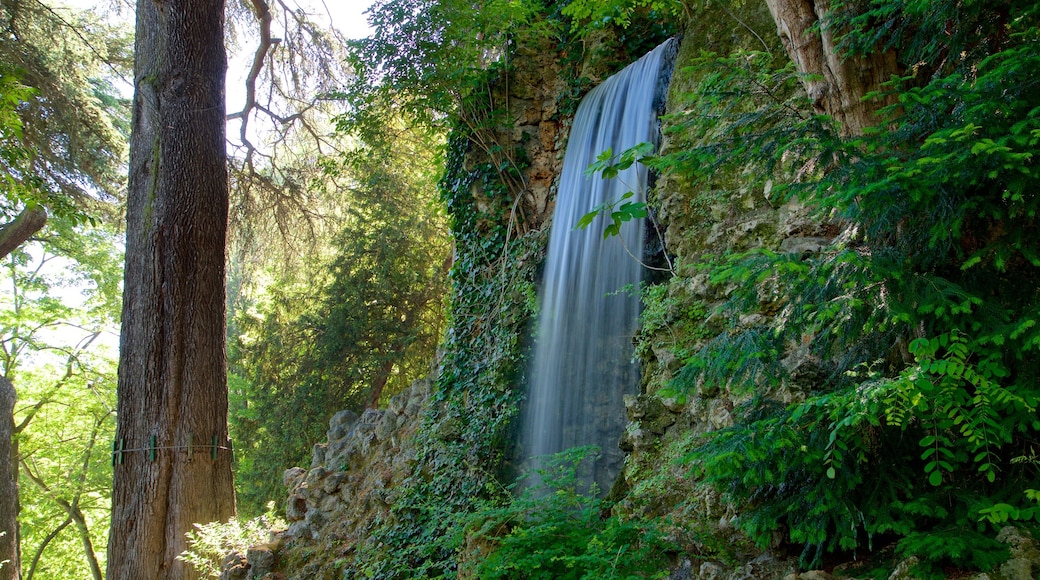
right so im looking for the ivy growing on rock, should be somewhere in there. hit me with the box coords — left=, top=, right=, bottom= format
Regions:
left=658, top=3, right=1040, bottom=574
left=350, top=114, right=544, bottom=579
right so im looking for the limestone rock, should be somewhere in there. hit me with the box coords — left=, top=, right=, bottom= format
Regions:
left=322, top=472, right=347, bottom=495
left=697, top=562, right=725, bottom=580
left=303, top=467, right=329, bottom=499
left=282, top=467, right=305, bottom=489
left=887, top=557, right=919, bottom=580
left=219, top=553, right=249, bottom=580
left=328, top=409, right=359, bottom=442
left=303, top=507, right=325, bottom=538
left=267, top=375, right=435, bottom=578
left=309, top=443, right=326, bottom=468
left=246, top=545, right=277, bottom=579
left=285, top=493, right=306, bottom=522
left=994, top=526, right=1040, bottom=580
left=779, top=236, right=830, bottom=256
left=625, top=395, right=677, bottom=436
left=375, top=412, right=397, bottom=441
left=783, top=572, right=833, bottom=580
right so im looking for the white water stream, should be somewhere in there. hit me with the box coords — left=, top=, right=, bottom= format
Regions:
left=521, top=40, right=675, bottom=494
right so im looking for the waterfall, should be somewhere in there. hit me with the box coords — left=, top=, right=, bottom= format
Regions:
left=521, top=39, right=676, bottom=494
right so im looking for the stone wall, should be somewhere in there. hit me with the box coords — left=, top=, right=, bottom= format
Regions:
left=221, top=378, right=430, bottom=580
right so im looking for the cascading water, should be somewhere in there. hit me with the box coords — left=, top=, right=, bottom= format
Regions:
left=521, top=39, right=676, bottom=494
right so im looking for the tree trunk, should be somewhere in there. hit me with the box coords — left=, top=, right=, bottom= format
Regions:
left=0, top=378, right=18, bottom=580
left=367, top=354, right=401, bottom=410
left=107, top=0, right=235, bottom=577
left=764, top=0, right=901, bottom=136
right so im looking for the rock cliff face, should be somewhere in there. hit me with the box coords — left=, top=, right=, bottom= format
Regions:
left=612, top=5, right=832, bottom=570
left=219, top=379, right=431, bottom=580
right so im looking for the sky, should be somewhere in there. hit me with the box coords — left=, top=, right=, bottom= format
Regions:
left=225, top=0, right=375, bottom=134
left=320, top=0, right=375, bottom=40
left=67, top=0, right=374, bottom=38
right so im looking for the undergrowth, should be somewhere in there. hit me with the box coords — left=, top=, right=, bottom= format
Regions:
left=462, top=446, right=672, bottom=579
left=179, top=503, right=286, bottom=578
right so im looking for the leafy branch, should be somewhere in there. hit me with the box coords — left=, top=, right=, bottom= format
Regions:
left=575, top=142, right=674, bottom=273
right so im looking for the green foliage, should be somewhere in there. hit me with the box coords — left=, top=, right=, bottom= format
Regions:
left=832, top=0, right=1039, bottom=80
left=229, top=114, right=450, bottom=515
left=463, top=447, right=671, bottom=580
left=562, top=0, right=683, bottom=35
left=2, top=231, right=122, bottom=579
left=979, top=488, right=1040, bottom=525
left=895, top=530, right=1009, bottom=578
left=634, top=278, right=710, bottom=364
left=179, top=504, right=287, bottom=578
left=576, top=191, right=648, bottom=239
left=576, top=143, right=654, bottom=239
left=340, top=0, right=675, bottom=140
left=16, top=354, right=116, bottom=580
left=341, top=0, right=556, bottom=131
left=351, top=120, right=544, bottom=578
left=650, top=49, right=824, bottom=215
left=0, top=0, right=130, bottom=224
left=661, top=1, right=1040, bottom=573
left=0, top=8, right=128, bottom=574
left=0, top=69, right=39, bottom=207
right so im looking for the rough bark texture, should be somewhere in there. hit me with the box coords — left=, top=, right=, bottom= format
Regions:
left=765, top=0, right=901, bottom=136
left=0, top=206, right=46, bottom=262
left=0, top=378, right=18, bottom=580
left=107, top=0, right=235, bottom=578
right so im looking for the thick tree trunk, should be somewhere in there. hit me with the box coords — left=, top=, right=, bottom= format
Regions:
left=764, top=0, right=901, bottom=136
left=107, top=0, right=235, bottom=578
left=0, top=379, right=18, bottom=580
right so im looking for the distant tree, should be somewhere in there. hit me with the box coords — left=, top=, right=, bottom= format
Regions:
left=106, top=0, right=235, bottom=577
left=229, top=115, right=450, bottom=514
left=0, top=69, right=37, bottom=580
left=0, top=0, right=130, bottom=218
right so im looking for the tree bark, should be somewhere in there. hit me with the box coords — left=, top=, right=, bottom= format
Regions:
left=764, top=0, right=901, bottom=136
left=107, top=0, right=235, bottom=578
left=0, top=206, right=46, bottom=262
left=0, top=378, right=18, bottom=580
